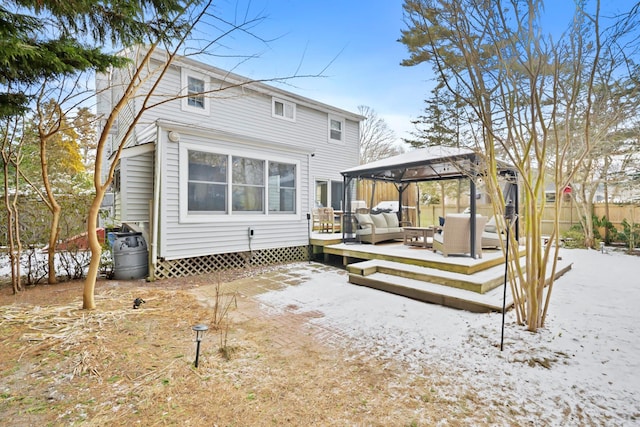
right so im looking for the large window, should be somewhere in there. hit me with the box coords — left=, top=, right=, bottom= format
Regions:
left=188, top=151, right=227, bottom=213
left=232, top=156, right=265, bottom=213
left=183, top=145, right=298, bottom=220
left=269, top=162, right=296, bottom=213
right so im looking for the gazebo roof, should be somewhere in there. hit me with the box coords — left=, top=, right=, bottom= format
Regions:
left=341, top=146, right=513, bottom=183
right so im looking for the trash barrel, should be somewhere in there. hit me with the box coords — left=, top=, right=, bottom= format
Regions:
left=112, top=232, right=148, bottom=280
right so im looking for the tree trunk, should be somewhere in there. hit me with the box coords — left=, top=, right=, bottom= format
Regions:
left=47, top=202, right=61, bottom=284
left=40, top=135, right=60, bottom=284
left=604, top=180, right=611, bottom=243
left=83, top=190, right=105, bottom=309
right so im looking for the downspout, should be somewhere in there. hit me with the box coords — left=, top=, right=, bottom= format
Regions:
left=150, top=125, right=162, bottom=281
left=308, top=152, right=312, bottom=212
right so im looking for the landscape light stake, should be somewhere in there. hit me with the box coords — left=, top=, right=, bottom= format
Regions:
left=192, top=324, right=208, bottom=368
left=501, top=201, right=516, bottom=352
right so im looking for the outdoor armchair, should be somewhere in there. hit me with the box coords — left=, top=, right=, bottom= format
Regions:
left=433, top=213, right=487, bottom=258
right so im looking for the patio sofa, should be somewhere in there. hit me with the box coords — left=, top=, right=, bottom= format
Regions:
left=355, top=212, right=411, bottom=244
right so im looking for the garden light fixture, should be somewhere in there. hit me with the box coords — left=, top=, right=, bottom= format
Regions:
left=192, top=324, right=208, bottom=368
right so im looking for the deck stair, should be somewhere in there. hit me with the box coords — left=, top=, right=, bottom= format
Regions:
left=347, top=257, right=572, bottom=313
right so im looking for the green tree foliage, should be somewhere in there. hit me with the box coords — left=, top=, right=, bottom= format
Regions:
left=1, top=0, right=192, bottom=117
left=406, top=79, right=469, bottom=212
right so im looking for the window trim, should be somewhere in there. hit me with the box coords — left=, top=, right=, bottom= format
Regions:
left=328, top=115, right=345, bottom=143
left=179, top=142, right=301, bottom=223
left=181, top=69, right=210, bottom=116
left=272, top=97, right=296, bottom=122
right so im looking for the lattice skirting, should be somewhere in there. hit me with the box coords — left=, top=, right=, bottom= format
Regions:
left=153, top=245, right=309, bottom=280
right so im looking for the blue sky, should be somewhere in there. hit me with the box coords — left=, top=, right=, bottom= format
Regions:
left=208, top=0, right=431, bottom=144
left=206, top=0, right=637, bottom=146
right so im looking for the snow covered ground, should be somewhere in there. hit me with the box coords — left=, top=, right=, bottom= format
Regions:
left=2, top=246, right=638, bottom=424
left=257, top=248, right=640, bottom=425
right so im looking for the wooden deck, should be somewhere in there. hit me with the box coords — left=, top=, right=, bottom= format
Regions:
left=309, top=232, right=573, bottom=313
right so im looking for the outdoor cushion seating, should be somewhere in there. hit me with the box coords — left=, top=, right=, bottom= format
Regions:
left=355, top=212, right=411, bottom=244
left=350, top=200, right=367, bottom=212
left=481, top=216, right=501, bottom=248
left=433, top=213, right=487, bottom=258
left=311, top=208, right=322, bottom=231
left=318, top=207, right=339, bottom=233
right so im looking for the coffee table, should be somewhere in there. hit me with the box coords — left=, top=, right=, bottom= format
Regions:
left=403, top=227, right=435, bottom=248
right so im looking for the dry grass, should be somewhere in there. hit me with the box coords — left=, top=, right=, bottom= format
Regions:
left=0, top=268, right=495, bottom=426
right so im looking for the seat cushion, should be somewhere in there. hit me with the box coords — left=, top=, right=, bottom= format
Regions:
left=485, top=216, right=497, bottom=233
left=356, top=213, right=373, bottom=228
left=382, top=212, right=399, bottom=228
left=371, top=214, right=387, bottom=229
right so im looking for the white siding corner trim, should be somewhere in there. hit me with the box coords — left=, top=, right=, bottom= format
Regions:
left=178, top=141, right=301, bottom=224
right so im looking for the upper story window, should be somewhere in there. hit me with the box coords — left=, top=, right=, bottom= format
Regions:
left=187, top=77, right=205, bottom=108
left=181, top=69, right=210, bottom=115
left=329, top=116, right=344, bottom=142
left=272, top=97, right=296, bottom=121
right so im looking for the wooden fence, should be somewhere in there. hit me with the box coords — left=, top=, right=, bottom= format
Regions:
left=418, top=203, right=640, bottom=235
left=356, top=180, right=639, bottom=235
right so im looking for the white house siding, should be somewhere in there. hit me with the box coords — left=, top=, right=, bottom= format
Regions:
left=100, top=50, right=361, bottom=263
left=120, top=152, right=154, bottom=222
left=157, top=129, right=312, bottom=260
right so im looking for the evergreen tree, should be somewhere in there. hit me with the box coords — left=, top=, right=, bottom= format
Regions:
left=1, top=0, right=190, bottom=117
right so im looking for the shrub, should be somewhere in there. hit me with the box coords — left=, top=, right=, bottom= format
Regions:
left=561, top=227, right=588, bottom=249
left=619, top=219, right=640, bottom=251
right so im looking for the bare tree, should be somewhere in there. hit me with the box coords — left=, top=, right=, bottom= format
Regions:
left=1, top=116, right=25, bottom=293
left=358, top=105, right=402, bottom=164
left=400, top=0, right=639, bottom=331
left=83, top=3, right=325, bottom=309
left=565, top=70, right=640, bottom=246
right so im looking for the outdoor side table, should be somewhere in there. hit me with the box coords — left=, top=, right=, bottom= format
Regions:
left=403, top=227, right=435, bottom=248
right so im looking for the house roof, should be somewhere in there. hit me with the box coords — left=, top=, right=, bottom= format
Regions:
left=341, top=146, right=514, bottom=183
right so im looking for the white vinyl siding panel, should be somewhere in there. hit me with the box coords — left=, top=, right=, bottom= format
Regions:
left=102, top=52, right=361, bottom=262
left=114, top=192, right=122, bottom=223
left=158, top=132, right=310, bottom=260
left=120, top=153, right=154, bottom=222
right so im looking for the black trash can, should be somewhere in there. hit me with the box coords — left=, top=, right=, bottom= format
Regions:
left=112, top=232, right=148, bottom=280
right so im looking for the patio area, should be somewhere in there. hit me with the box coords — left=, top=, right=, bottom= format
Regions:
left=308, top=232, right=572, bottom=313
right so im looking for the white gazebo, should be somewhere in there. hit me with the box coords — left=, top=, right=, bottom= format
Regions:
left=340, top=147, right=518, bottom=258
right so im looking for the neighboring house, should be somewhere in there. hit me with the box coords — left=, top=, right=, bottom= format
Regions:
left=96, top=48, right=363, bottom=279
